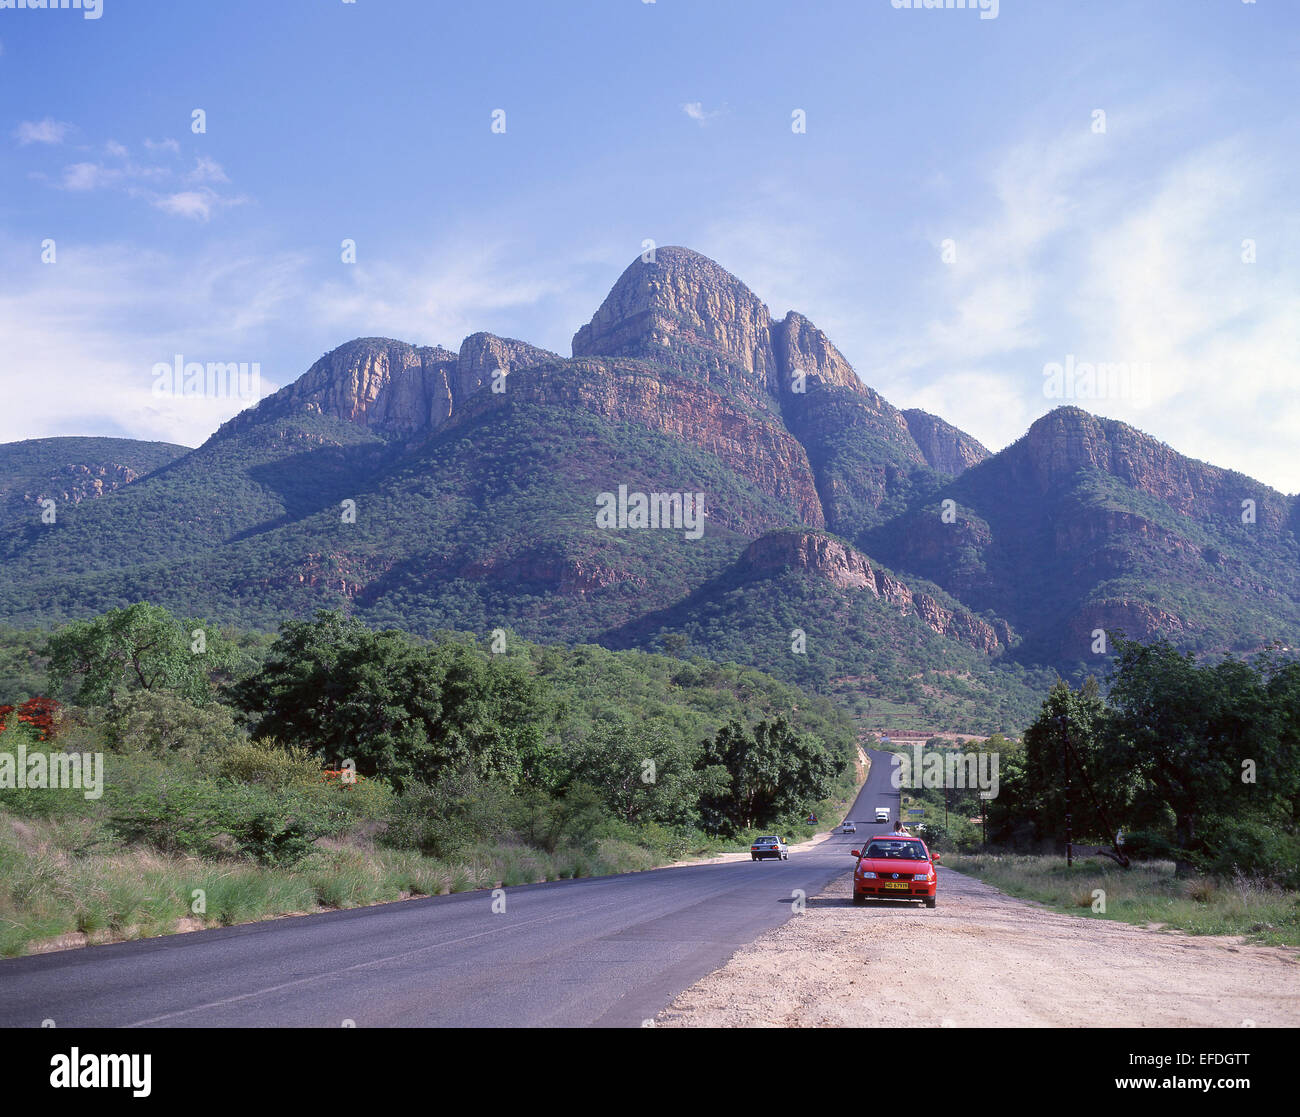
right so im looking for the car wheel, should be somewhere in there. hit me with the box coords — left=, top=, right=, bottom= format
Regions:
left=852, top=893, right=866, bottom=905
left=924, top=896, right=937, bottom=909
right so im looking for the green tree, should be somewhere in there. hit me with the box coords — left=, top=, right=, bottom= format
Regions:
left=695, top=716, right=841, bottom=834
left=564, top=719, right=697, bottom=826
left=45, top=602, right=232, bottom=706
left=1106, top=637, right=1298, bottom=867
left=231, top=611, right=548, bottom=789
left=1017, top=676, right=1123, bottom=848
left=105, top=688, right=243, bottom=758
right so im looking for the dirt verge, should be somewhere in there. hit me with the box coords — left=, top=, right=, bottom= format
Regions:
left=656, top=864, right=1300, bottom=1027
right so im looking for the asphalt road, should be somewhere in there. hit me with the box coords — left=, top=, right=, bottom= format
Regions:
left=0, top=750, right=903, bottom=1028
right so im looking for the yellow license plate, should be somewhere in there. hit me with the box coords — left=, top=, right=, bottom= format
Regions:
left=883, top=882, right=909, bottom=890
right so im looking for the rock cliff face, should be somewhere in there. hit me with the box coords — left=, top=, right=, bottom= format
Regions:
left=737, top=531, right=1006, bottom=653
left=902, top=408, right=990, bottom=476
left=216, top=335, right=558, bottom=444
left=572, top=247, right=782, bottom=407
left=447, top=357, right=826, bottom=531
left=770, top=311, right=867, bottom=397
left=1017, top=407, right=1289, bottom=526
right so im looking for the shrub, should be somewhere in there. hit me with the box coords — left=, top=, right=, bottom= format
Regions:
left=383, top=766, right=511, bottom=858
left=106, top=755, right=355, bottom=866
left=207, top=738, right=322, bottom=789
left=1193, top=817, right=1300, bottom=889
left=105, top=690, right=243, bottom=758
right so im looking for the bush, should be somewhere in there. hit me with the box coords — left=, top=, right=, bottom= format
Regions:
left=383, top=767, right=512, bottom=858
left=105, top=754, right=356, bottom=866
left=206, top=738, right=322, bottom=789
left=105, top=690, right=243, bottom=758
left=1193, top=817, right=1300, bottom=889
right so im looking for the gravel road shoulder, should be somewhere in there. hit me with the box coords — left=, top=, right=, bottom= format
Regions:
left=656, top=864, right=1300, bottom=1027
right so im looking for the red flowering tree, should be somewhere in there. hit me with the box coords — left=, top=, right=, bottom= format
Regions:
left=0, top=697, right=60, bottom=741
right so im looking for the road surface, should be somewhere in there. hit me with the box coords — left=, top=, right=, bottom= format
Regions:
left=0, top=750, right=901, bottom=1027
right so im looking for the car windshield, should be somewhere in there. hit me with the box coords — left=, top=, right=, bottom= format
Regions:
left=864, top=841, right=927, bottom=860
left=757, top=836, right=778, bottom=843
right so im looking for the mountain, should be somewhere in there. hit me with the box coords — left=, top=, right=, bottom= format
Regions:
left=0, top=437, right=189, bottom=546
left=0, top=247, right=1295, bottom=733
left=864, top=407, right=1300, bottom=665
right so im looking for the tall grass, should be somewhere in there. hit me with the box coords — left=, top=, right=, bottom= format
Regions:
left=0, top=812, right=685, bottom=957
left=948, top=852, right=1300, bottom=947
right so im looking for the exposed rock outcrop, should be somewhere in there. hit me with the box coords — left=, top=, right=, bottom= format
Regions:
left=737, top=531, right=1006, bottom=652
left=902, top=408, right=990, bottom=476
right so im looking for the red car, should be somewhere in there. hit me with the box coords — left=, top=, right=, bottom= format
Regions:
left=850, top=834, right=939, bottom=908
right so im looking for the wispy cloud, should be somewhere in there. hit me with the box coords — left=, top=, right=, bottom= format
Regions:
left=151, top=188, right=245, bottom=222
left=0, top=228, right=589, bottom=450
left=681, top=102, right=725, bottom=127
left=15, top=119, right=72, bottom=145
left=37, top=130, right=245, bottom=221
left=870, top=116, right=1300, bottom=493
left=187, top=155, right=229, bottom=184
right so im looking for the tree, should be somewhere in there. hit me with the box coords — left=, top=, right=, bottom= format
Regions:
left=695, top=716, right=841, bottom=834
left=45, top=602, right=231, bottom=706
left=104, top=689, right=242, bottom=758
left=564, top=719, right=697, bottom=826
left=1018, top=676, right=1125, bottom=849
left=1105, top=637, right=1297, bottom=868
left=231, top=611, right=548, bottom=790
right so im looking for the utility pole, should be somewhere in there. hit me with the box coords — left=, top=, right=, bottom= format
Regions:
left=1061, top=713, right=1073, bottom=868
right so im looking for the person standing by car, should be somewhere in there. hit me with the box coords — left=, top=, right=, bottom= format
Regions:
left=892, top=819, right=911, bottom=836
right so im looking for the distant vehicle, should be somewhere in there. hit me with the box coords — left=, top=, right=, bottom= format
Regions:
left=840, top=821, right=857, bottom=834
left=874, top=806, right=890, bottom=823
left=750, top=835, right=789, bottom=861
left=850, top=835, right=940, bottom=908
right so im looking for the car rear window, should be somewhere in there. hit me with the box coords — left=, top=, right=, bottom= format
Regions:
left=757, top=836, right=777, bottom=843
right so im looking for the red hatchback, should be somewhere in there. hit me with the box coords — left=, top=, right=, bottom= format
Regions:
left=850, top=834, right=939, bottom=908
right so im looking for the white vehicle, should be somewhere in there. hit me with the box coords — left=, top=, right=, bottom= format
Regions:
left=875, top=806, right=890, bottom=823
left=750, top=835, right=789, bottom=861
left=840, top=820, right=857, bottom=834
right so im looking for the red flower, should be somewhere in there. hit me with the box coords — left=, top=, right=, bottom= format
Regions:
left=11, top=696, right=59, bottom=742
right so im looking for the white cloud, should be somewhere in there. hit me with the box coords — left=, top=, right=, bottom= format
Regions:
left=153, top=190, right=219, bottom=221
left=143, top=137, right=181, bottom=154
left=867, top=120, right=1300, bottom=494
left=62, top=162, right=109, bottom=191
left=15, top=119, right=72, bottom=145
left=0, top=230, right=588, bottom=451
left=681, top=101, right=725, bottom=126
left=187, top=155, right=229, bottom=184
left=150, top=187, right=248, bottom=221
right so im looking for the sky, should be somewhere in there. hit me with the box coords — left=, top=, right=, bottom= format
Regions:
left=1, top=0, right=1298, bottom=492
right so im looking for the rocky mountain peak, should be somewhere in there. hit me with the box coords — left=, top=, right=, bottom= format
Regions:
left=571, top=246, right=781, bottom=396
left=770, top=311, right=871, bottom=399
left=214, top=333, right=561, bottom=446
left=902, top=408, right=990, bottom=476
left=1016, top=406, right=1288, bottom=527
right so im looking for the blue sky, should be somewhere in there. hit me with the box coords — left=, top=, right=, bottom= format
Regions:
left=2, top=0, right=1298, bottom=492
